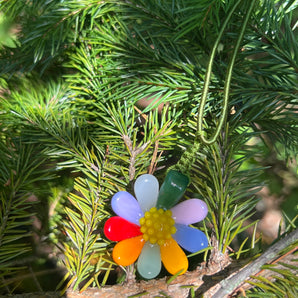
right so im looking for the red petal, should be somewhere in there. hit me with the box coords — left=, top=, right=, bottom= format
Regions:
left=104, top=216, right=142, bottom=241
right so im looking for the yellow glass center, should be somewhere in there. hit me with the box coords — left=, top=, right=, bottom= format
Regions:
left=139, top=207, right=176, bottom=246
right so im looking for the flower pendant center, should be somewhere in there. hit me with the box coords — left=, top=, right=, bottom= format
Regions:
left=139, top=207, right=177, bottom=245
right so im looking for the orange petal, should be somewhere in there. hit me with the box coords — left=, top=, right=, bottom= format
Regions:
left=160, top=238, right=188, bottom=275
left=112, top=235, right=145, bottom=266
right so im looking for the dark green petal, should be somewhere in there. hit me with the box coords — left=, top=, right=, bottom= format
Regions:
left=156, top=170, right=189, bottom=210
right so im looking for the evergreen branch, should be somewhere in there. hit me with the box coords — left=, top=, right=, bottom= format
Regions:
left=192, top=124, right=262, bottom=252
left=0, top=0, right=297, bottom=295
left=212, top=228, right=298, bottom=298
left=0, top=0, right=114, bottom=73
left=251, top=0, right=298, bottom=72
left=0, top=140, right=54, bottom=287
left=62, top=176, right=112, bottom=292
left=123, top=134, right=150, bottom=181
left=245, top=256, right=298, bottom=297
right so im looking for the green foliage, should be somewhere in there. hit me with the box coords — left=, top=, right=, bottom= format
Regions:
left=245, top=253, right=298, bottom=297
left=0, top=13, right=19, bottom=48
left=0, top=0, right=114, bottom=73
left=191, top=126, right=263, bottom=253
left=0, top=0, right=297, bottom=295
left=0, top=138, right=54, bottom=290
left=61, top=176, right=112, bottom=291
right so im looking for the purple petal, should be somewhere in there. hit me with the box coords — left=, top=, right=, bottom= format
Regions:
left=111, top=191, right=144, bottom=225
left=171, top=199, right=208, bottom=225
left=173, top=223, right=208, bottom=253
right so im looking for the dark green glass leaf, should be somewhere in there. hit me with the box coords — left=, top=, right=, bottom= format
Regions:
left=156, top=170, right=189, bottom=210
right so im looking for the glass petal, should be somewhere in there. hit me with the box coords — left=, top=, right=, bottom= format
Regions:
left=104, top=216, right=142, bottom=241
left=134, top=174, right=159, bottom=212
left=156, top=170, right=189, bottom=210
left=111, top=191, right=144, bottom=225
left=173, top=223, right=208, bottom=253
left=160, top=238, right=188, bottom=275
left=137, top=242, right=161, bottom=279
left=112, top=235, right=145, bottom=266
left=171, top=199, right=208, bottom=225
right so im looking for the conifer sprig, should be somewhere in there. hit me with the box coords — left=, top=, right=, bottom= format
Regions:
left=0, top=0, right=297, bottom=295
left=0, top=139, right=55, bottom=289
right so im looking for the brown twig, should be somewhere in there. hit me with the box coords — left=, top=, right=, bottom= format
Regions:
left=233, top=247, right=298, bottom=295
left=212, top=228, right=298, bottom=298
left=66, top=246, right=233, bottom=297
left=148, top=128, right=161, bottom=175
left=254, top=245, right=298, bottom=278
left=122, top=135, right=149, bottom=181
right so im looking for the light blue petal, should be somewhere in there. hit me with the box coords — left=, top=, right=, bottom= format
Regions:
left=173, top=223, right=208, bottom=253
left=137, top=242, right=161, bottom=279
left=134, top=174, right=159, bottom=212
left=111, top=191, right=144, bottom=225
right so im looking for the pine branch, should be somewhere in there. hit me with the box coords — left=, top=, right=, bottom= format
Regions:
left=65, top=230, right=298, bottom=297
left=0, top=140, right=55, bottom=289
left=61, top=176, right=112, bottom=292
left=212, top=228, right=298, bottom=298
left=0, top=0, right=297, bottom=295
left=0, top=0, right=113, bottom=74
left=191, top=124, right=263, bottom=253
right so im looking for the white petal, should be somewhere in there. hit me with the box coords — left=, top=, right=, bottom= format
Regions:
left=134, top=174, right=159, bottom=212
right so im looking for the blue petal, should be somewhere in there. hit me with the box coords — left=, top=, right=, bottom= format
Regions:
left=173, top=223, right=208, bottom=253
left=137, top=242, right=161, bottom=279
left=111, top=191, right=144, bottom=225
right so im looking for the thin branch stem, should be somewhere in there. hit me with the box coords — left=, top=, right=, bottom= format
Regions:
left=212, top=228, right=298, bottom=298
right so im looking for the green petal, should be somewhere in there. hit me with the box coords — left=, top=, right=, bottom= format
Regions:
left=156, top=170, right=189, bottom=210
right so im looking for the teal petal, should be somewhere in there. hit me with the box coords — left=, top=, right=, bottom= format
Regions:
left=156, top=170, right=189, bottom=210
left=137, top=242, right=161, bottom=279
left=173, top=223, right=208, bottom=253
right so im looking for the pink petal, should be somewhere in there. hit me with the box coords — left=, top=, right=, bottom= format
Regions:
left=171, top=199, right=208, bottom=225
